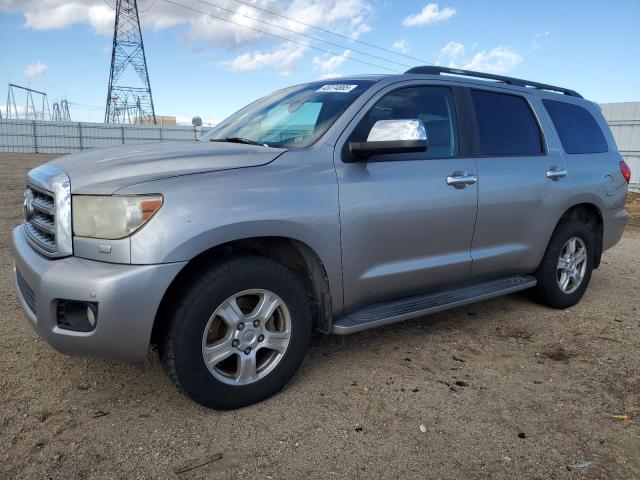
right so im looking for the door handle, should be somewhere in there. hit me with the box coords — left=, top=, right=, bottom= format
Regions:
left=546, top=168, right=568, bottom=180
left=447, top=174, right=478, bottom=187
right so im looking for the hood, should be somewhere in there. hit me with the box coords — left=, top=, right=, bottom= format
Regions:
left=48, top=141, right=286, bottom=194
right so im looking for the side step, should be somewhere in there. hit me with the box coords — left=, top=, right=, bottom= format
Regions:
left=332, top=275, right=537, bottom=335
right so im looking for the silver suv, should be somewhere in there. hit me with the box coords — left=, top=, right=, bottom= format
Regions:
left=11, top=67, right=630, bottom=409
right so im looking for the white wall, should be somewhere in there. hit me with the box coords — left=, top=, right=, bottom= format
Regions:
left=600, top=102, right=640, bottom=193
left=3, top=106, right=639, bottom=194
left=0, top=119, right=199, bottom=154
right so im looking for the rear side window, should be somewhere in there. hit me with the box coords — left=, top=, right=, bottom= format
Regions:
left=542, top=99, right=608, bottom=154
left=471, top=90, right=543, bottom=156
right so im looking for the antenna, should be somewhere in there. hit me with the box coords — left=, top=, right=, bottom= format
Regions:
left=105, top=0, right=156, bottom=124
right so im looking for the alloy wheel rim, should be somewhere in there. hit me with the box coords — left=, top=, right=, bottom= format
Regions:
left=556, top=237, right=588, bottom=294
left=201, top=289, right=292, bottom=386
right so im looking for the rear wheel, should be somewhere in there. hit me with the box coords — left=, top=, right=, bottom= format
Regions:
left=160, top=255, right=312, bottom=409
left=534, top=219, right=594, bottom=309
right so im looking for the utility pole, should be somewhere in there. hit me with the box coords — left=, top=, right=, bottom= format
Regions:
left=104, top=0, right=156, bottom=124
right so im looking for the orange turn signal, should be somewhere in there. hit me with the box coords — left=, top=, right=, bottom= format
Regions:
left=140, top=198, right=163, bottom=221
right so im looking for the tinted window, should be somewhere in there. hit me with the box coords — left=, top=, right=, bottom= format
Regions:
left=471, top=90, right=543, bottom=156
left=542, top=99, right=608, bottom=154
left=350, top=86, right=458, bottom=158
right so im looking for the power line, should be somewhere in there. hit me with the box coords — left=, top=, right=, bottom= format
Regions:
left=193, top=0, right=412, bottom=69
left=139, top=0, right=156, bottom=13
left=225, top=0, right=433, bottom=66
left=104, top=0, right=430, bottom=68
left=67, top=101, right=104, bottom=110
left=161, top=0, right=401, bottom=73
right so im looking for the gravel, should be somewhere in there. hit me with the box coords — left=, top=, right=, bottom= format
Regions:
left=1, top=153, right=639, bottom=479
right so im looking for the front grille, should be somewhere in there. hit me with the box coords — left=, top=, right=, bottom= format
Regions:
left=25, top=186, right=57, bottom=254
left=16, top=269, right=36, bottom=314
left=24, top=165, right=72, bottom=258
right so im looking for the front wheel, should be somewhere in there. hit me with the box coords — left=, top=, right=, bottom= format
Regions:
left=533, top=219, right=594, bottom=309
left=160, top=255, right=312, bottom=409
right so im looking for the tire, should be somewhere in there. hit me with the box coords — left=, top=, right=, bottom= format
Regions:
left=159, top=255, right=312, bottom=409
left=533, top=219, right=594, bottom=309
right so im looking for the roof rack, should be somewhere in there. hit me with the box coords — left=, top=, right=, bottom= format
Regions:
left=404, top=66, right=582, bottom=98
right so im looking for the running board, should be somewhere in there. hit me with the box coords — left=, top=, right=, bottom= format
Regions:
left=332, top=275, right=537, bottom=335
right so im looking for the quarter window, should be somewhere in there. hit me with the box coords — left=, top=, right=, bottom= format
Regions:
left=350, top=86, right=459, bottom=159
left=542, top=99, right=608, bottom=154
left=471, top=90, right=543, bottom=156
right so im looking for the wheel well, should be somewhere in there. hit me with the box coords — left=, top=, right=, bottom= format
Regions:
left=150, top=237, right=332, bottom=345
left=558, top=203, right=604, bottom=268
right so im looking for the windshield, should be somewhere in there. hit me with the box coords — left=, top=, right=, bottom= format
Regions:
left=201, top=80, right=375, bottom=148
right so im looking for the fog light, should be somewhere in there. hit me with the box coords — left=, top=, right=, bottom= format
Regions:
left=57, top=300, right=98, bottom=332
left=86, top=305, right=96, bottom=328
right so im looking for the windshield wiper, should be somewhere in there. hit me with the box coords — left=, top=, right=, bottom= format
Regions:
left=211, top=137, right=269, bottom=147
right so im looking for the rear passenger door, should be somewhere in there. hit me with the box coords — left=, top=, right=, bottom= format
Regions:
left=468, top=89, right=572, bottom=280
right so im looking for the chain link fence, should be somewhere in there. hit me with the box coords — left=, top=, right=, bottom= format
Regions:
left=0, top=119, right=200, bottom=154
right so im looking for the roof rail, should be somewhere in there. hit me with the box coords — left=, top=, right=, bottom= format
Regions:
left=404, top=66, right=582, bottom=98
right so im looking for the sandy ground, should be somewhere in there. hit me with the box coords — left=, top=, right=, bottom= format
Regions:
left=1, top=153, right=639, bottom=480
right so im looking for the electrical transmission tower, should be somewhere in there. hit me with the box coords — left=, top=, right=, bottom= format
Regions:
left=104, top=0, right=156, bottom=124
left=52, top=100, right=72, bottom=122
left=5, top=83, right=51, bottom=120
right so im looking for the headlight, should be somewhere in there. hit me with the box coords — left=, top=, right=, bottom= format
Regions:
left=72, top=195, right=163, bottom=239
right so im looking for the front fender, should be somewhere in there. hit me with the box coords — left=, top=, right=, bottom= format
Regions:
left=125, top=148, right=343, bottom=309
left=160, top=220, right=328, bottom=264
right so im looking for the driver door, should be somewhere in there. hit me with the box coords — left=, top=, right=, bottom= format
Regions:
left=334, top=84, right=479, bottom=312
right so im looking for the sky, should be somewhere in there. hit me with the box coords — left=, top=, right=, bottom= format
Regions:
left=0, top=0, right=639, bottom=124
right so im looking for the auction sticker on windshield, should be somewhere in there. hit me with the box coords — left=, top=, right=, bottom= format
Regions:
left=316, top=84, right=358, bottom=93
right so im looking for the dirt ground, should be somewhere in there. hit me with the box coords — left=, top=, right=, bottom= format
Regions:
left=626, top=192, right=640, bottom=230
left=1, top=153, right=639, bottom=480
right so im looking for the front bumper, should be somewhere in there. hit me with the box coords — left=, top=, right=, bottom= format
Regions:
left=10, top=225, right=186, bottom=362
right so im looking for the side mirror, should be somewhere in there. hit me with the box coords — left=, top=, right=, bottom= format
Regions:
left=348, top=119, right=428, bottom=159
